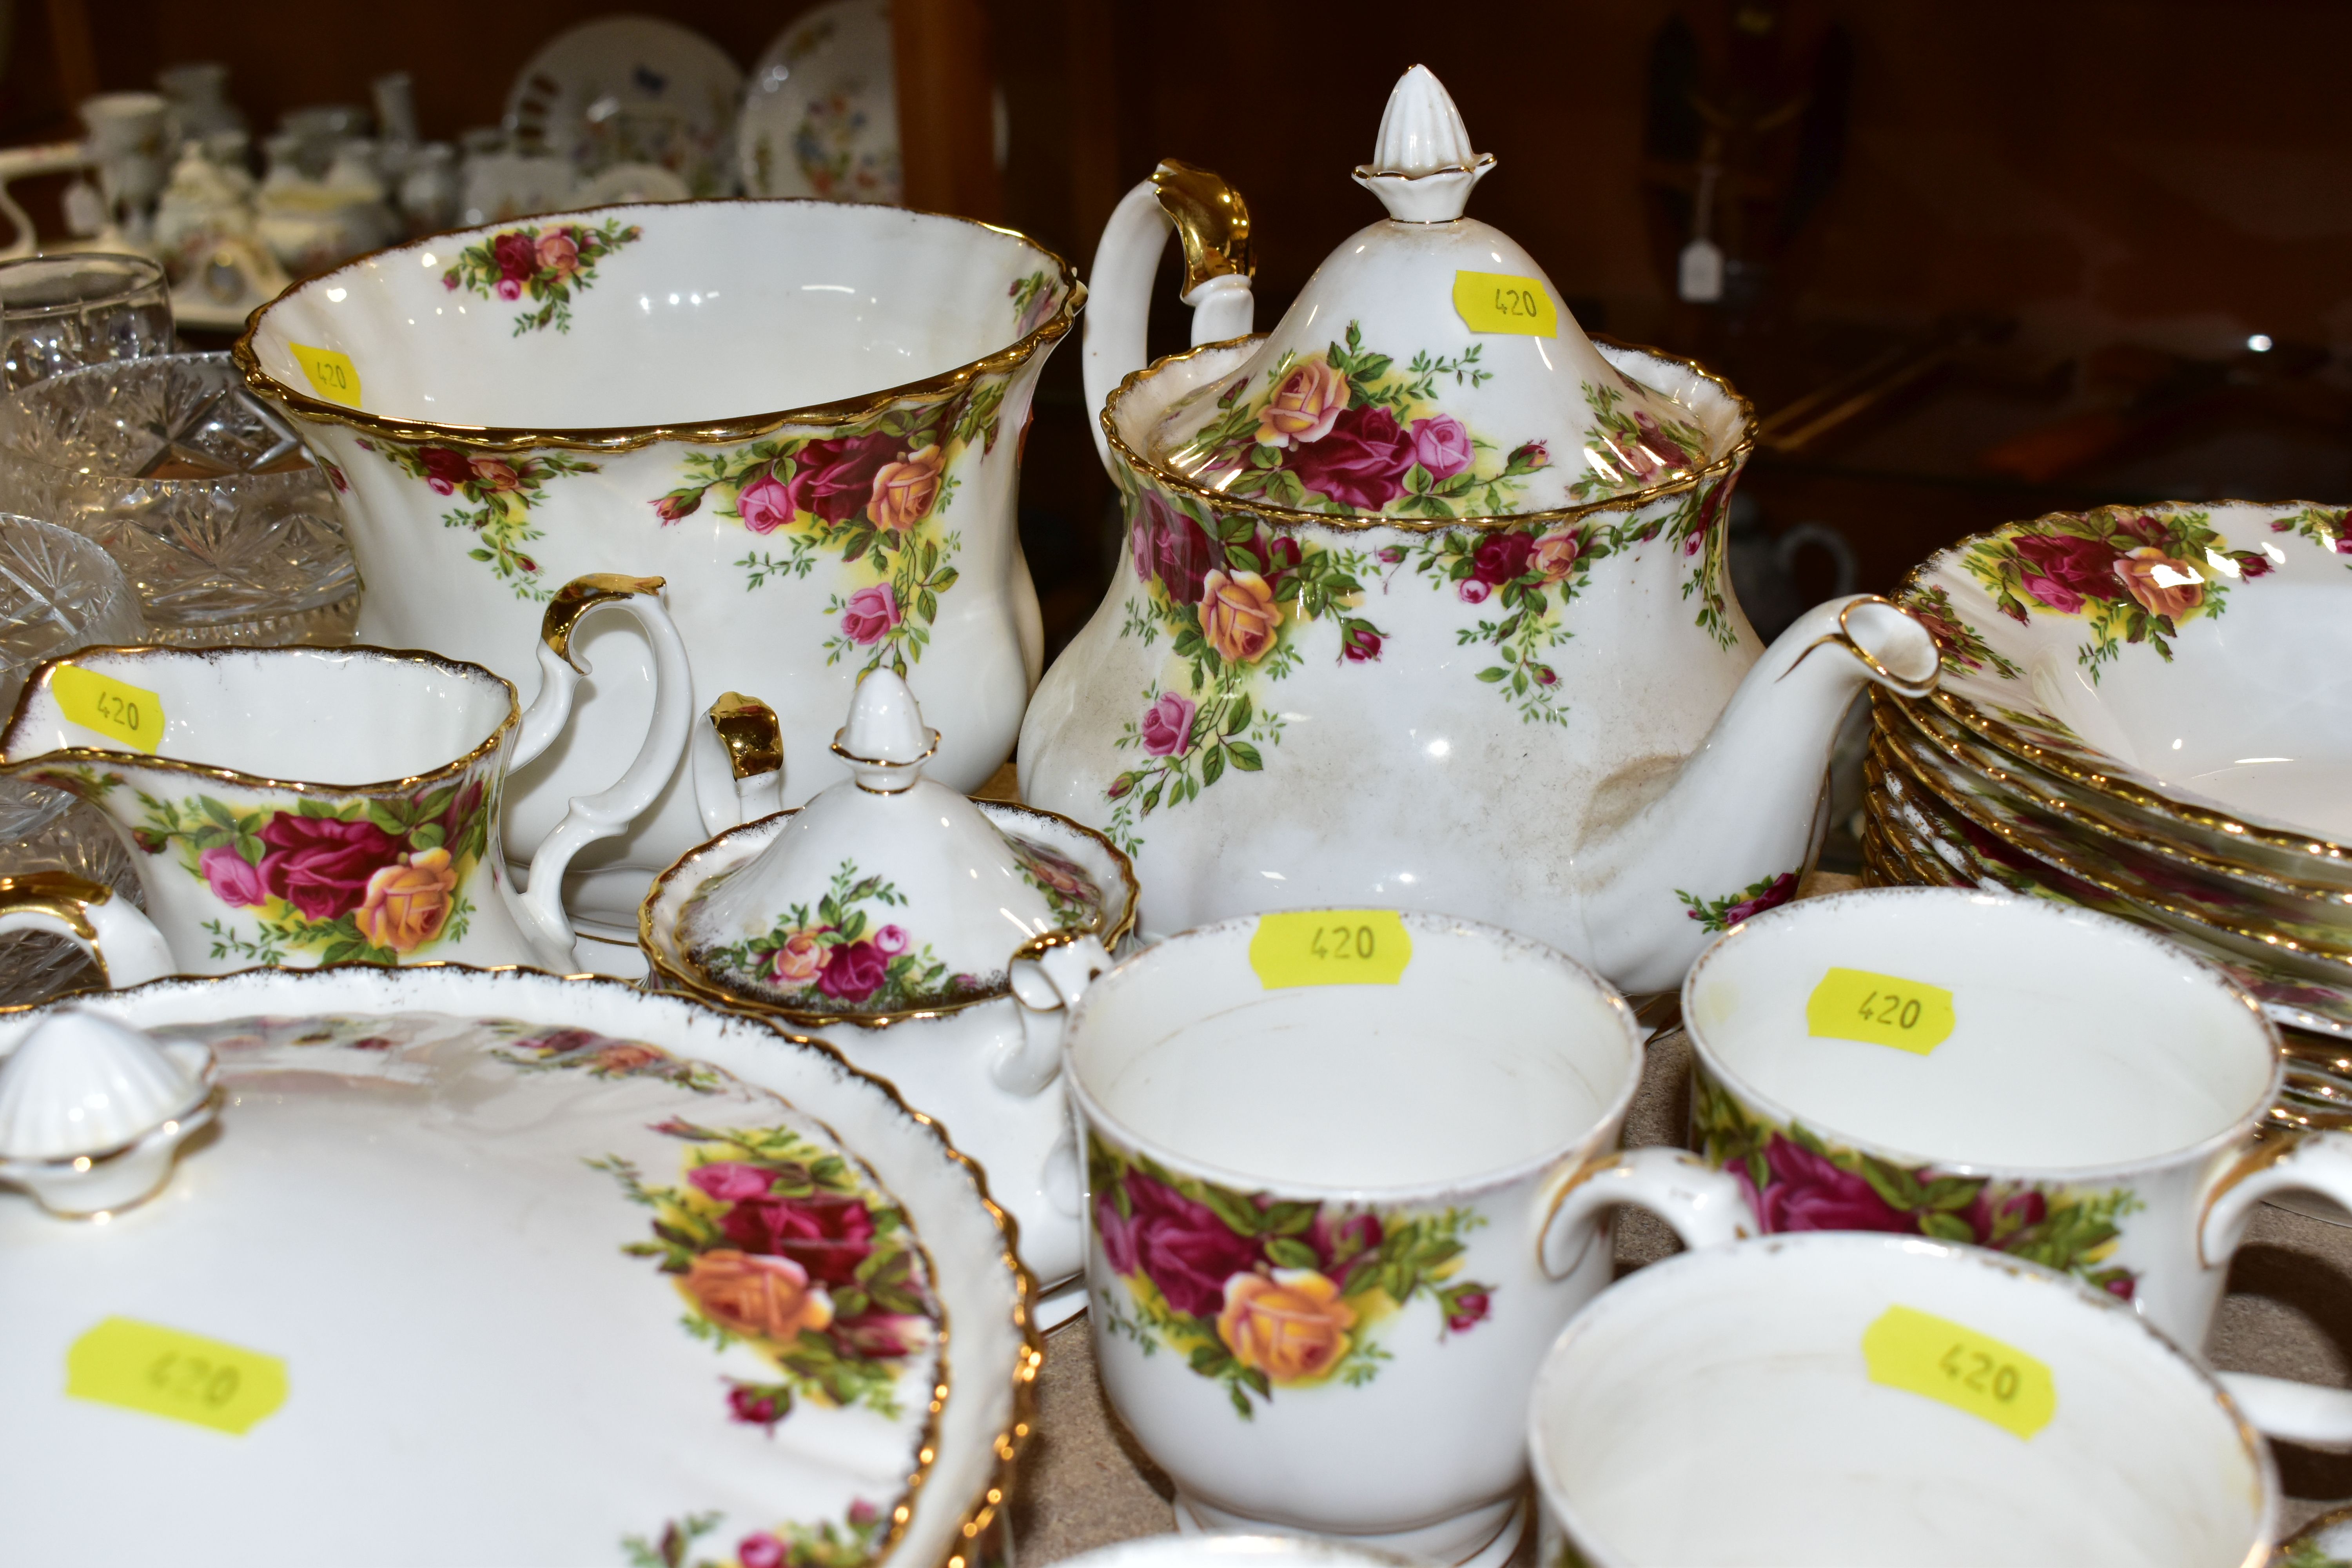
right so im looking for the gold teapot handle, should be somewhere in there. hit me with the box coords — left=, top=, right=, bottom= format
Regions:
left=1149, top=160, right=1254, bottom=296
left=1083, top=161, right=1259, bottom=476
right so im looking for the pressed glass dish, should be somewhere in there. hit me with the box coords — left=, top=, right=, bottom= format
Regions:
left=0, top=352, right=356, bottom=644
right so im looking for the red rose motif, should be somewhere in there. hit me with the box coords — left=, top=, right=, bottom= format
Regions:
left=1288, top=405, right=1418, bottom=512
left=1471, top=531, right=1536, bottom=585
left=257, top=813, right=405, bottom=921
left=1720, top=872, right=1798, bottom=926
left=719, top=1191, right=877, bottom=1286
left=818, top=938, right=888, bottom=1001
left=417, top=445, right=472, bottom=495
left=783, top=432, right=904, bottom=524
left=1309, top=1210, right=1383, bottom=1288
left=1446, top=1290, right=1491, bottom=1332
left=492, top=231, right=538, bottom=283
left=1742, top=1133, right=1912, bottom=1234
left=1631, top=410, right=1692, bottom=472
left=1153, top=505, right=1219, bottom=604
left=2012, top=533, right=2126, bottom=616
left=1964, top=1187, right=2047, bottom=1247
left=1340, top=624, right=1382, bottom=662
left=1107, top=1171, right=1263, bottom=1318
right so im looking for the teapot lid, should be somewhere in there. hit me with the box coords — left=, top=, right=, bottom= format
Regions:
left=673, top=670, right=1114, bottom=1018
left=1141, top=65, right=1713, bottom=520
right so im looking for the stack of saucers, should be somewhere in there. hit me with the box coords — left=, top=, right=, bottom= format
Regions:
left=1864, top=498, right=2352, bottom=1126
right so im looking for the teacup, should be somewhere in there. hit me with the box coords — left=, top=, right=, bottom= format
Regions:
left=1562, top=885, right=2352, bottom=1442
left=0, top=575, right=691, bottom=982
left=1054, top=910, right=1749, bottom=1565
left=1528, top=1232, right=2274, bottom=1567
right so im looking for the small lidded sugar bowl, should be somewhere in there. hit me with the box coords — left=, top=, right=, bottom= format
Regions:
left=642, top=670, right=1137, bottom=1321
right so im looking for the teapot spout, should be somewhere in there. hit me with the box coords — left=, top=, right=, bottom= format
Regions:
left=1579, top=596, right=1938, bottom=993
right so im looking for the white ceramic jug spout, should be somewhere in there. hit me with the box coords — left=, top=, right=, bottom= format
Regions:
left=1577, top=595, right=1939, bottom=993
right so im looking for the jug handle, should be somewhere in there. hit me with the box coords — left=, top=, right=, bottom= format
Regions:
left=0, top=871, right=174, bottom=988
left=511, top=574, right=695, bottom=954
left=691, top=691, right=785, bottom=836
left=1000, top=929, right=1111, bottom=1097
left=1082, top=159, right=1256, bottom=474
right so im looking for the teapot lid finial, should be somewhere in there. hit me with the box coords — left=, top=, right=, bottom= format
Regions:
left=1353, top=65, right=1495, bottom=222
left=832, top=669, right=938, bottom=792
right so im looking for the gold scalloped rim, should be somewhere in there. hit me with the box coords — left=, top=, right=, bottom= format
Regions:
left=0, top=642, right=519, bottom=796
left=1897, top=498, right=2352, bottom=866
left=1101, top=331, right=1757, bottom=535
left=641, top=798, right=1141, bottom=1028
left=229, top=198, right=1084, bottom=456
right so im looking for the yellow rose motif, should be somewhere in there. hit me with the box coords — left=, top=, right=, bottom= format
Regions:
left=1532, top=529, right=1581, bottom=584
left=1218, top=1269, right=1356, bottom=1385
left=2114, top=547, right=2203, bottom=621
left=354, top=847, right=457, bottom=954
left=770, top=930, right=827, bottom=986
left=682, top=1248, right=834, bottom=1341
left=868, top=443, right=946, bottom=532
left=1200, top=568, right=1281, bottom=664
left=1255, top=359, right=1350, bottom=448
left=468, top=456, right=521, bottom=492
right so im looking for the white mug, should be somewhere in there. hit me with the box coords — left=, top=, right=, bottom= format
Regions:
left=1563, top=885, right=2352, bottom=1444
left=1528, top=1232, right=2275, bottom=1567
left=0, top=575, right=692, bottom=980
left=1055, top=910, right=1748, bottom=1566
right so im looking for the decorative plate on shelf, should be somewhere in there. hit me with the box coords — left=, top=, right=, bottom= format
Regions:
left=738, top=0, right=902, bottom=203
left=0, top=966, right=1034, bottom=1568
left=507, top=17, right=744, bottom=200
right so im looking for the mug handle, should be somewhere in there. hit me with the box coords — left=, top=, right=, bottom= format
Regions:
left=1534, top=1145, right=1755, bottom=1280
left=510, top=574, right=695, bottom=952
left=1001, top=930, right=1112, bottom=1097
left=2200, top=1131, right=2352, bottom=1444
left=691, top=691, right=784, bottom=836
left=0, top=871, right=174, bottom=989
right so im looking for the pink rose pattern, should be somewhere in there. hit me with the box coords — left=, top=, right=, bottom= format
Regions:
left=439, top=217, right=641, bottom=334
left=359, top=436, right=597, bottom=602
left=1958, top=503, right=2274, bottom=681
left=1089, top=1134, right=1496, bottom=1415
left=696, top=859, right=975, bottom=1014
left=1693, top=1070, right=2140, bottom=1300
left=1168, top=321, right=1544, bottom=520
left=650, top=381, right=1012, bottom=680
left=123, top=769, right=494, bottom=966
left=1676, top=870, right=1799, bottom=933
left=581, top=1077, right=940, bottom=1436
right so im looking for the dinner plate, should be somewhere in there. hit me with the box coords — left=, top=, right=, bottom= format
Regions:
left=0, top=965, right=1035, bottom=1567
left=508, top=17, right=743, bottom=199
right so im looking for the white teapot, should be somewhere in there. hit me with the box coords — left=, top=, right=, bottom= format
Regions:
left=1018, top=66, right=1938, bottom=993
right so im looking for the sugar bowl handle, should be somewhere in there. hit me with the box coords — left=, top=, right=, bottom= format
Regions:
left=511, top=574, right=695, bottom=951
left=1002, top=931, right=1111, bottom=1097
left=1534, top=1146, right=1754, bottom=1281
left=0, top=871, right=174, bottom=988
left=1082, top=159, right=1255, bottom=472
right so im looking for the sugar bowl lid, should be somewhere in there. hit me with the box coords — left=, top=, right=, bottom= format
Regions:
left=1141, top=65, right=1715, bottom=521
left=672, top=670, right=1125, bottom=1019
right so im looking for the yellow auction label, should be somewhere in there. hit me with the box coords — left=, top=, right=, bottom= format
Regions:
left=1862, top=1305, right=2055, bottom=1440
left=49, top=664, right=164, bottom=753
left=1806, top=966, right=1956, bottom=1056
left=66, top=1318, right=289, bottom=1436
left=1452, top=271, right=1557, bottom=337
left=1249, top=910, right=1412, bottom=989
left=289, top=342, right=362, bottom=407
